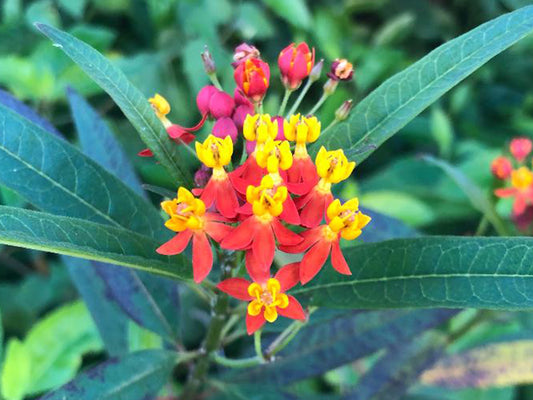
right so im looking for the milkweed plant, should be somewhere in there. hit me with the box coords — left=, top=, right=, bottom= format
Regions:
left=0, top=5, right=532, bottom=399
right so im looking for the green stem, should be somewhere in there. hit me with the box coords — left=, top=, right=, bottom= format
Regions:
left=258, top=102, right=264, bottom=114
left=287, top=79, right=313, bottom=117
left=209, top=73, right=223, bottom=91
left=475, top=216, right=489, bottom=236
left=278, top=88, right=292, bottom=116
left=254, top=330, right=265, bottom=361
left=212, top=354, right=263, bottom=368
left=308, top=92, right=329, bottom=116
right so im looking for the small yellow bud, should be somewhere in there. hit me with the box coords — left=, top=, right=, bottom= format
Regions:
left=195, top=135, right=233, bottom=171
left=149, top=94, right=171, bottom=118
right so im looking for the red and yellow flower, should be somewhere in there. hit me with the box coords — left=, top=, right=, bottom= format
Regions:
left=297, top=147, right=355, bottom=228
left=278, top=42, right=315, bottom=90
left=234, top=58, right=270, bottom=103
left=284, top=114, right=320, bottom=195
left=157, top=188, right=231, bottom=283
left=281, top=198, right=371, bottom=284
left=491, top=156, right=513, bottom=180
left=217, top=262, right=305, bottom=334
left=495, top=166, right=533, bottom=216
left=221, top=175, right=302, bottom=270
left=194, top=135, right=239, bottom=219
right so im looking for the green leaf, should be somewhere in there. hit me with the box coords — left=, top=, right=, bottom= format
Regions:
left=310, top=6, right=533, bottom=162
left=262, top=0, right=311, bottom=30
left=34, top=23, right=191, bottom=187
left=24, top=301, right=102, bottom=394
left=345, top=332, right=446, bottom=400
left=230, top=310, right=456, bottom=384
left=421, top=339, right=533, bottom=388
left=0, top=206, right=191, bottom=281
left=40, top=350, right=177, bottom=400
left=0, top=104, right=167, bottom=241
left=1, top=339, right=31, bottom=400
left=293, top=236, right=533, bottom=309
left=422, top=155, right=509, bottom=235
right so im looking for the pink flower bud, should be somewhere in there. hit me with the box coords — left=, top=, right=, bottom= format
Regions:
left=335, top=99, right=354, bottom=121
left=246, top=140, right=256, bottom=155
left=196, top=85, right=218, bottom=115
left=510, top=137, right=532, bottom=163
left=234, top=88, right=254, bottom=108
left=209, top=91, right=235, bottom=119
left=194, top=165, right=212, bottom=188
left=491, top=156, right=513, bottom=179
left=212, top=117, right=238, bottom=142
left=232, top=43, right=260, bottom=67
left=327, top=58, right=354, bottom=81
left=278, top=42, right=315, bottom=90
left=201, top=46, right=216, bottom=75
left=233, top=104, right=255, bottom=131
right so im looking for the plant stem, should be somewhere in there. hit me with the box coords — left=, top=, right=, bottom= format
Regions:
left=278, top=88, right=292, bottom=116
left=287, top=79, right=313, bottom=117
left=212, top=354, right=263, bottom=368
left=308, top=92, right=329, bottom=116
left=475, top=215, right=489, bottom=236
left=254, top=330, right=265, bottom=361
left=209, top=73, right=223, bottom=91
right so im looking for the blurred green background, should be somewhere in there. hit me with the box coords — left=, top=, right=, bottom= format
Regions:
left=1, top=0, right=533, bottom=399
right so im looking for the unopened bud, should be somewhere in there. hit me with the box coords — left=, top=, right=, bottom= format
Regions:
left=327, top=58, right=354, bottom=81
left=323, top=78, right=338, bottom=96
left=335, top=99, right=353, bottom=121
left=309, top=59, right=324, bottom=82
left=201, top=46, right=216, bottom=75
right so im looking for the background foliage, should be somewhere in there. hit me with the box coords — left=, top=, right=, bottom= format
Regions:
left=1, top=0, right=533, bottom=399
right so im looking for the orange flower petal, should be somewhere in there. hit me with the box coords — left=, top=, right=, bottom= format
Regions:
left=272, top=219, right=303, bottom=247
left=220, top=216, right=256, bottom=250
left=215, top=177, right=239, bottom=219
left=280, top=195, right=301, bottom=225
left=245, top=251, right=270, bottom=284
left=300, top=239, right=332, bottom=284
left=246, top=312, right=266, bottom=335
left=204, top=221, right=232, bottom=243
left=278, top=295, right=306, bottom=320
left=217, top=278, right=253, bottom=300
left=156, top=230, right=192, bottom=255
left=494, top=188, right=517, bottom=198
left=275, top=262, right=300, bottom=292
left=252, top=222, right=275, bottom=269
left=192, top=232, right=212, bottom=283
left=278, top=226, right=322, bottom=254
left=299, top=191, right=332, bottom=228
left=200, top=179, right=216, bottom=208
left=331, top=240, right=351, bottom=275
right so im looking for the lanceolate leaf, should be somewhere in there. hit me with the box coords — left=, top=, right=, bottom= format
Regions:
left=66, top=87, right=144, bottom=196
left=63, top=258, right=130, bottom=357
left=343, top=332, right=446, bottom=400
left=39, top=350, right=177, bottom=400
left=0, top=206, right=191, bottom=281
left=35, top=23, right=192, bottom=187
left=293, top=237, right=533, bottom=309
left=420, top=340, right=533, bottom=388
left=0, top=89, right=62, bottom=138
left=0, top=104, right=167, bottom=240
left=67, top=88, right=180, bottom=341
left=231, top=309, right=456, bottom=384
left=310, top=6, right=533, bottom=163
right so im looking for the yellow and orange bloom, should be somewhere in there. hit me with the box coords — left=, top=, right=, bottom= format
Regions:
left=278, top=42, right=315, bottom=90
left=281, top=198, right=371, bottom=284
left=194, top=135, right=239, bottom=219
left=234, top=58, right=270, bottom=103
left=284, top=114, right=321, bottom=195
left=217, top=262, right=305, bottom=334
left=297, top=147, right=355, bottom=227
left=510, top=137, right=532, bottom=163
left=491, top=156, right=513, bottom=180
left=157, top=188, right=231, bottom=283
left=230, top=114, right=278, bottom=192
left=495, top=166, right=533, bottom=216
left=221, top=175, right=302, bottom=270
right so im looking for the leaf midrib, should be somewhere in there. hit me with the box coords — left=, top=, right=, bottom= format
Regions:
left=0, top=141, right=121, bottom=228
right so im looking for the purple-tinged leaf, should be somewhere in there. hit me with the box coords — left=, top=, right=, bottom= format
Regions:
left=0, top=89, right=62, bottom=138
left=343, top=331, right=446, bottom=400
left=230, top=309, right=457, bottom=385
left=39, top=350, right=176, bottom=400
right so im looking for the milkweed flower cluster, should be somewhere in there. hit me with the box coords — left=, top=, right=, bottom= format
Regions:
left=492, top=137, right=533, bottom=230
left=149, top=41, right=370, bottom=334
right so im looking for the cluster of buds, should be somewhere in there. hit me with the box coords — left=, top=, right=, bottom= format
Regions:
left=147, top=41, right=364, bottom=334
left=491, top=137, right=533, bottom=230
